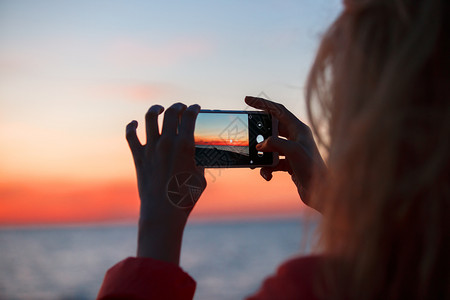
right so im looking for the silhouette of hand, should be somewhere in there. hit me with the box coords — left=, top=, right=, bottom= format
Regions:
left=126, top=103, right=206, bottom=263
left=245, top=96, right=326, bottom=210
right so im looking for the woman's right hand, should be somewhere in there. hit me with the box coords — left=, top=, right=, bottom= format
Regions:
left=245, top=96, right=326, bottom=211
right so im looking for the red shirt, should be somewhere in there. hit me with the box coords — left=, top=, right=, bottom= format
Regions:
left=97, top=256, right=323, bottom=300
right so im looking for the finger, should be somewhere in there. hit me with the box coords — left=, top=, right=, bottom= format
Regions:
left=256, top=136, right=299, bottom=157
left=260, top=168, right=273, bottom=181
left=161, top=103, right=187, bottom=136
left=245, top=96, right=309, bottom=138
left=258, top=137, right=314, bottom=187
left=145, top=105, right=164, bottom=145
left=197, top=166, right=205, bottom=176
left=245, top=96, right=286, bottom=120
left=196, top=167, right=207, bottom=189
left=260, top=159, right=292, bottom=181
left=179, top=104, right=201, bottom=138
left=126, top=120, right=142, bottom=156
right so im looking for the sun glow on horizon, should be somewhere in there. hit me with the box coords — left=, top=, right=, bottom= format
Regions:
left=195, top=136, right=248, bottom=147
left=0, top=170, right=305, bottom=226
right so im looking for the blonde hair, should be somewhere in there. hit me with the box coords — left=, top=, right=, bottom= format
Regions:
left=306, top=0, right=449, bottom=299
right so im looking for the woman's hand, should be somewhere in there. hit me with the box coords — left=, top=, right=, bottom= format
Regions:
left=245, top=96, right=326, bottom=211
left=126, top=103, right=206, bottom=265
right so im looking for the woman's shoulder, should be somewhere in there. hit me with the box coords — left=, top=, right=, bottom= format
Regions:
left=278, top=255, right=324, bottom=275
left=246, top=255, right=326, bottom=300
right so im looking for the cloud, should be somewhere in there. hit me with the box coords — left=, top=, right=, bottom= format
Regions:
left=0, top=54, right=40, bottom=77
left=93, top=83, right=170, bottom=101
left=106, top=37, right=214, bottom=68
left=92, top=82, right=174, bottom=102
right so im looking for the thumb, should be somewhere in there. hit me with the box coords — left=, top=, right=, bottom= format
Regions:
left=256, top=136, right=299, bottom=157
left=260, top=159, right=292, bottom=181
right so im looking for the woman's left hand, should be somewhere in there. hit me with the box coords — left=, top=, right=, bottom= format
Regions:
left=126, top=102, right=206, bottom=265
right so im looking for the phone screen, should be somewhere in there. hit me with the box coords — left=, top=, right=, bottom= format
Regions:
left=194, top=111, right=276, bottom=167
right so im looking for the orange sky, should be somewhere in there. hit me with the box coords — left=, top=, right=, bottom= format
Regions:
left=0, top=114, right=308, bottom=226
left=0, top=169, right=307, bottom=226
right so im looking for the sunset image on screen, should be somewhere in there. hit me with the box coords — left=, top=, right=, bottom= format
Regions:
left=195, top=113, right=249, bottom=156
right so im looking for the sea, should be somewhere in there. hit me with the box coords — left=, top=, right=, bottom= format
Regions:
left=0, top=218, right=317, bottom=300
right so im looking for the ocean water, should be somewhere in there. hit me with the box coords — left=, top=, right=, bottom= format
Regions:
left=0, top=219, right=316, bottom=300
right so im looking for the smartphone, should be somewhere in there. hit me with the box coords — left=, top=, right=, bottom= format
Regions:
left=194, top=110, right=279, bottom=168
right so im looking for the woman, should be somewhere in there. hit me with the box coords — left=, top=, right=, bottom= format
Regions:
left=97, top=0, right=449, bottom=299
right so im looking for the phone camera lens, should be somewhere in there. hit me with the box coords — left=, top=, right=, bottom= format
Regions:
left=257, top=121, right=263, bottom=128
left=257, top=151, right=264, bottom=157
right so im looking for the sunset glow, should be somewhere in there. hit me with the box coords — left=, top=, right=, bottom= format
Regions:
left=0, top=170, right=305, bottom=226
left=0, top=0, right=340, bottom=226
left=195, top=137, right=248, bottom=147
